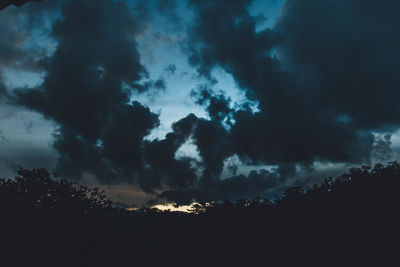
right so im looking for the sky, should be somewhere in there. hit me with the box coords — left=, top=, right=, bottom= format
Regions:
left=1, top=0, right=400, bottom=206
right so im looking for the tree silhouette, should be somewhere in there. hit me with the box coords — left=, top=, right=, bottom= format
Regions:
left=0, top=168, right=113, bottom=216
left=0, top=163, right=399, bottom=266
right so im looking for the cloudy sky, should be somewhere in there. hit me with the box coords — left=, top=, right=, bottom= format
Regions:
left=1, top=0, right=400, bottom=206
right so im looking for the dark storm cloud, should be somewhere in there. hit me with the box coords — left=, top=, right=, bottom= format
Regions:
left=191, top=86, right=233, bottom=122
left=156, top=0, right=400, bottom=202
left=275, top=0, right=400, bottom=130
left=139, top=107, right=232, bottom=197
left=144, top=111, right=231, bottom=191
left=185, top=0, right=399, bottom=166
left=0, top=0, right=41, bottom=10
left=160, top=164, right=297, bottom=204
left=140, top=117, right=199, bottom=193
left=14, top=0, right=162, bottom=183
left=179, top=113, right=232, bottom=186
left=3, top=0, right=194, bottom=194
left=195, top=118, right=231, bottom=185
left=5, top=0, right=400, bottom=204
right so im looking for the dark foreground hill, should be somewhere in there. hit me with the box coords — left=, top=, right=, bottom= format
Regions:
left=0, top=163, right=400, bottom=267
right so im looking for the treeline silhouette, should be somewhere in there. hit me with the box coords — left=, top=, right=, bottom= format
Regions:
left=1, top=163, right=400, bottom=266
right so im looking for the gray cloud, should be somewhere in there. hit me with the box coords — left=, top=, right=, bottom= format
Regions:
left=14, top=0, right=160, bottom=184
left=160, top=0, right=400, bottom=203
left=3, top=0, right=400, bottom=205
left=0, top=0, right=41, bottom=11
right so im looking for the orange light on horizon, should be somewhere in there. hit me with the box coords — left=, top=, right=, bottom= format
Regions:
left=125, top=203, right=200, bottom=213
left=152, top=203, right=195, bottom=213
